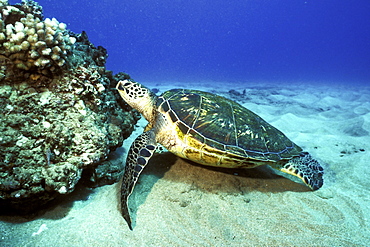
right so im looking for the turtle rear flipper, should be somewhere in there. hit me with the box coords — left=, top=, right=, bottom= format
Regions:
left=279, top=152, right=324, bottom=190
left=120, top=130, right=157, bottom=230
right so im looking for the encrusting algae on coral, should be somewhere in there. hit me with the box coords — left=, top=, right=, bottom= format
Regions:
left=0, top=0, right=139, bottom=212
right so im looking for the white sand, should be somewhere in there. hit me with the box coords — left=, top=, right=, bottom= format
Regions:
left=1, top=82, right=369, bottom=246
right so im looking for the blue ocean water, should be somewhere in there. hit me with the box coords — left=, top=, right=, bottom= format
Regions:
left=10, top=0, right=370, bottom=85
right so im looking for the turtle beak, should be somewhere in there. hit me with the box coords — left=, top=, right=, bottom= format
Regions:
left=116, top=80, right=128, bottom=91
left=117, top=83, right=125, bottom=91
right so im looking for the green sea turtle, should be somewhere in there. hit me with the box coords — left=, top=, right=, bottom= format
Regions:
left=116, top=80, right=324, bottom=230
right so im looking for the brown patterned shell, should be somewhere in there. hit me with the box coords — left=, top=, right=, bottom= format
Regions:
left=156, top=89, right=302, bottom=162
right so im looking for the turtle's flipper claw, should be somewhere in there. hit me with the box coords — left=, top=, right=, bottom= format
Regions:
left=120, top=130, right=157, bottom=230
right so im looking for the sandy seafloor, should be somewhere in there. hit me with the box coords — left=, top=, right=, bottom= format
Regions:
left=1, top=81, right=369, bottom=246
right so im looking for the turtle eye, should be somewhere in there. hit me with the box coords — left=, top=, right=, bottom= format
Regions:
left=117, top=84, right=125, bottom=90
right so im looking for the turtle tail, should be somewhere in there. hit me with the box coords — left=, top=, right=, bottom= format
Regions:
left=280, top=152, right=324, bottom=190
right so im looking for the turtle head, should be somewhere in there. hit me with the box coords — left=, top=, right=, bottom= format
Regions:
left=116, top=80, right=157, bottom=122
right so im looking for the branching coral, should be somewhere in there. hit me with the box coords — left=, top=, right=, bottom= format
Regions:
left=0, top=0, right=76, bottom=81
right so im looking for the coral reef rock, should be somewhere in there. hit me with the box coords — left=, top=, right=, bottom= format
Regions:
left=0, top=0, right=139, bottom=212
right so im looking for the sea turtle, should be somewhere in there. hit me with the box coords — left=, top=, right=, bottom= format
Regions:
left=116, top=80, right=324, bottom=230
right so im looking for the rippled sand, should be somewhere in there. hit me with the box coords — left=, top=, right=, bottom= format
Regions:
left=1, top=82, right=369, bottom=246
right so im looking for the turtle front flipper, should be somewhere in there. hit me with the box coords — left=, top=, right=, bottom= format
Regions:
left=120, top=130, right=157, bottom=230
left=279, top=152, right=324, bottom=190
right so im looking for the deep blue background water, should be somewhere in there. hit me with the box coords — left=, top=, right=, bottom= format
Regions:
left=10, top=0, right=370, bottom=85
